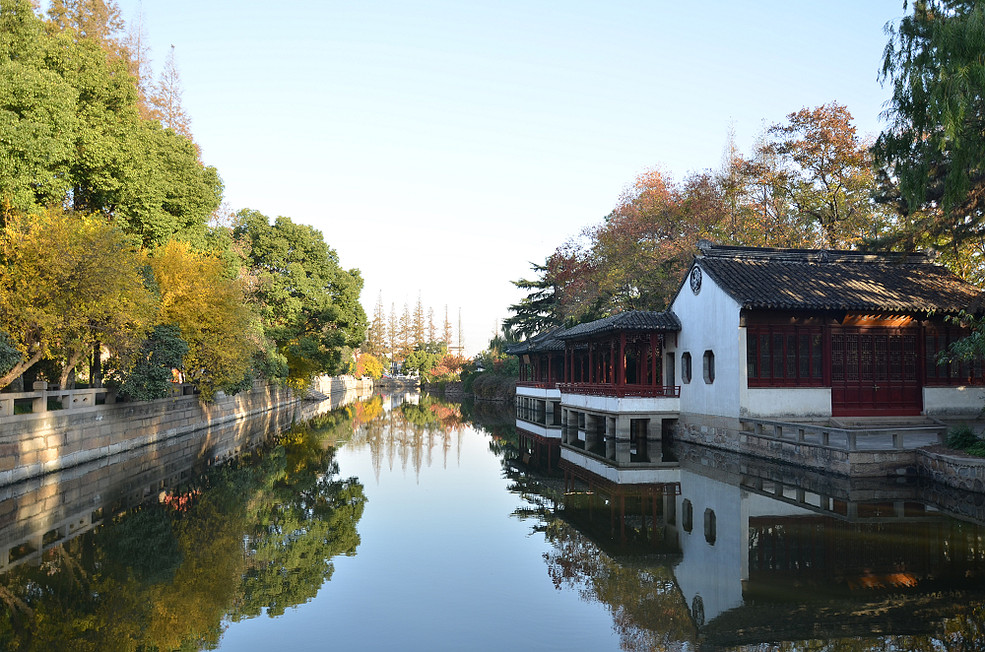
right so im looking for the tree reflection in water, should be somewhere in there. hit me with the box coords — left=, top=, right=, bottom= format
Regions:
left=0, top=403, right=367, bottom=651
left=541, top=519, right=697, bottom=651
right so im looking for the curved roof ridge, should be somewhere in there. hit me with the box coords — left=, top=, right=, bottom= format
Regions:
left=697, top=241, right=931, bottom=265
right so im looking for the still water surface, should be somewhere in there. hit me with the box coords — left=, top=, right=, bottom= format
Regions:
left=0, top=391, right=984, bottom=651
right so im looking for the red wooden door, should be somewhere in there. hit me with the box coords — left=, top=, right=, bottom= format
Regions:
left=830, top=328, right=922, bottom=416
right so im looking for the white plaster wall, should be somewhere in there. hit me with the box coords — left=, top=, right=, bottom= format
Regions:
left=516, top=386, right=561, bottom=400
left=741, top=387, right=832, bottom=418
left=744, top=492, right=815, bottom=517
left=669, top=472, right=817, bottom=626
left=670, top=264, right=743, bottom=418
left=924, top=386, right=985, bottom=416
left=670, top=470, right=746, bottom=624
left=559, top=448, right=680, bottom=484
left=515, top=421, right=562, bottom=439
left=560, top=393, right=679, bottom=414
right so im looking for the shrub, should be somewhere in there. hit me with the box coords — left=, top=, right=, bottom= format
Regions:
left=966, top=442, right=985, bottom=458
left=946, top=424, right=980, bottom=450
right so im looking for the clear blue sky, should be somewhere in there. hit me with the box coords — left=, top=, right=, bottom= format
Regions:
left=113, top=0, right=906, bottom=355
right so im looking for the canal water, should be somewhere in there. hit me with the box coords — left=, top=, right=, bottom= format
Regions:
left=0, top=391, right=983, bottom=651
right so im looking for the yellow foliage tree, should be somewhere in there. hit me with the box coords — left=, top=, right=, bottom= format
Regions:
left=149, top=240, right=255, bottom=399
left=355, top=352, right=384, bottom=380
left=0, top=208, right=156, bottom=388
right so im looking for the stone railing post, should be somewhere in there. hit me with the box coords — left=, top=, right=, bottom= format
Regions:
left=0, top=396, right=13, bottom=417
left=32, top=381, right=48, bottom=413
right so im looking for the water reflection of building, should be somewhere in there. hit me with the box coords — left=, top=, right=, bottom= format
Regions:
left=667, top=443, right=985, bottom=646
left=508, top=433, right=985, bottom=648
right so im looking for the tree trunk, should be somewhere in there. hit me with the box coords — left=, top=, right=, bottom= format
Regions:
left=0, top=349, right=43, bottom=390
left=59, top=350, right=84, bottom=389
left=91, top=341, right=102, bottom=388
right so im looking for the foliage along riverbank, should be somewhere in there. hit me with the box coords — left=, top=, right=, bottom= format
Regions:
left=0, top=2, right=365, bottom=401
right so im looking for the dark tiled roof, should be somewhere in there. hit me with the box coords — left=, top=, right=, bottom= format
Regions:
left=504, top=327, right=566, bottom=355
left=557, top=311, right=681, bottom=340
left=695, top=243, right=983, bottom=313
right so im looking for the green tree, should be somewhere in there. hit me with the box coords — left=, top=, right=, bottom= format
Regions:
left=0, top=331, right=20, bottom=377
left=874, top=0, right=985, bottom=252
left=114, top=324, right=188, bottom=401
left=401, top=341, right=447, bottom=381
left=233, top=210, right=366, bottom=385
left=503, top=262, right=562, bottom=339
left=0, top=1, right=78, bottom=215
left=0, top=1, right=221, bottom=247
left=114, top=120, right=222, bottom=248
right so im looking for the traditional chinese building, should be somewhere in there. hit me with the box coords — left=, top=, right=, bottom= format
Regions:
left=508, top=242, right=985, bottom=478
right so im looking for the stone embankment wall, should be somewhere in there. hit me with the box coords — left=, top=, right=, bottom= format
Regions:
left=310, top=375, right=374, bottom=396
left=0, top=376, right=373, bottom=570
left=917, top=448, right=985, bottom=493
left=421, top=381, right=465, bottom=399
left=0, top=397, right=299, bottom=570
left=0, top=383, right=300, bottom=488
left=674, top=415, right=985, bottom=492
left=0, top=375, right=373, bottom=489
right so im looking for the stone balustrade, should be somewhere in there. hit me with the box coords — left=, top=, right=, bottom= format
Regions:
left=0, top=381, right=111, bottom=417
left=739, top=417, right=946, bottom=452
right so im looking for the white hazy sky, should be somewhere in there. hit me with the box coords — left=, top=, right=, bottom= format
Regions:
left=111, top=0, right=906, bottom=355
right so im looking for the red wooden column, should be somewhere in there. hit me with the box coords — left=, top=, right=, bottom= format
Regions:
left=650, top=333, right=658, bottom=386
left=618, top=332, right=626, bottom=386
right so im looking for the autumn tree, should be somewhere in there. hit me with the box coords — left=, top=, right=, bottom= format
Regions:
left=443, top=306, right=453, bottom=348
left=149, top=240, right=255, bottom=398
left=355, top=352, right=384, bottom=380
left=412, top=293, right=425, bottom=345
left=148, top=45, right=193, bottom=141
left=387, top=303, right=398, bottom=362
left=0, top=208, right=156, bottom=389
left=365, top=292, right=387, bottom=359
left=47, top=0, right=125, bottom=50
left=506, top=103, right=901, bottom=337
left=723, top=133, right=809, bottom=248
left=121, top=2, right=153, bottom=117
left=766, top=103, right=888, bottom=248
left=399, top=302, right=412, bottom=359
left=542, top=168, right=723, bottom=321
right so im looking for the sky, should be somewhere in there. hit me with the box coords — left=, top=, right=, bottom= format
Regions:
left=108, top=0, right=907, bottom=356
